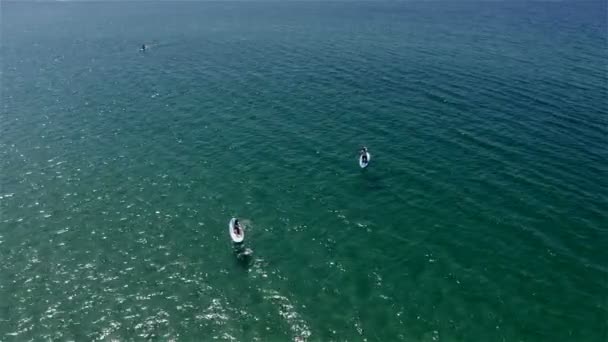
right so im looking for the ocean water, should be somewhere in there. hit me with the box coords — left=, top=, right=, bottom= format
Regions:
left=1, top=1, right=606, bottom=341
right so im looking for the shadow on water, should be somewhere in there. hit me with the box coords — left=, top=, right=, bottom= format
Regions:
left=357, top=168, right=387, bottom=192
left=232, top=242, right=253, bottom=269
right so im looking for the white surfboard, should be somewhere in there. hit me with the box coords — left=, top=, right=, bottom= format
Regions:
left=229, top=218, right=244, bottom=243
left=359, top=152, right=370, bottom=168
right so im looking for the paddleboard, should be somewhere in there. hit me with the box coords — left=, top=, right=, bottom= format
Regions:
left=359, top=152, right=370, bottom=168
left=229, top=218, right=244, bottom=243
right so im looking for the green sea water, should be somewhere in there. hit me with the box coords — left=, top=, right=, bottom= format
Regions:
left=1, top=1, right=607, bottom=341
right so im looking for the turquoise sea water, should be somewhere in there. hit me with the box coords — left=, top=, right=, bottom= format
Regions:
left=1, top=1, right=607, bottom=341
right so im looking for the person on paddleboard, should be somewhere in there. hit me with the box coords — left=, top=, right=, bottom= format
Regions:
left=233, top=219, right=242, bottom=235
left=141, top=44, right=146, bottom=51
left=360, top=146, right=369, bottom=163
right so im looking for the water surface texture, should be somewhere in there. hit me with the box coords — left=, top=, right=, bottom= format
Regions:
left=1, top=1, right=607, bottom=341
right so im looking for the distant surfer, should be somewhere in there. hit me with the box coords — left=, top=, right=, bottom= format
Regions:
left=360, top=146, right=369, bottom=164
left=233, top=219, right=242, bottom=236
left=141, top=44, right=147, bottom=51
left=229, top=217, right=244, bottom=243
